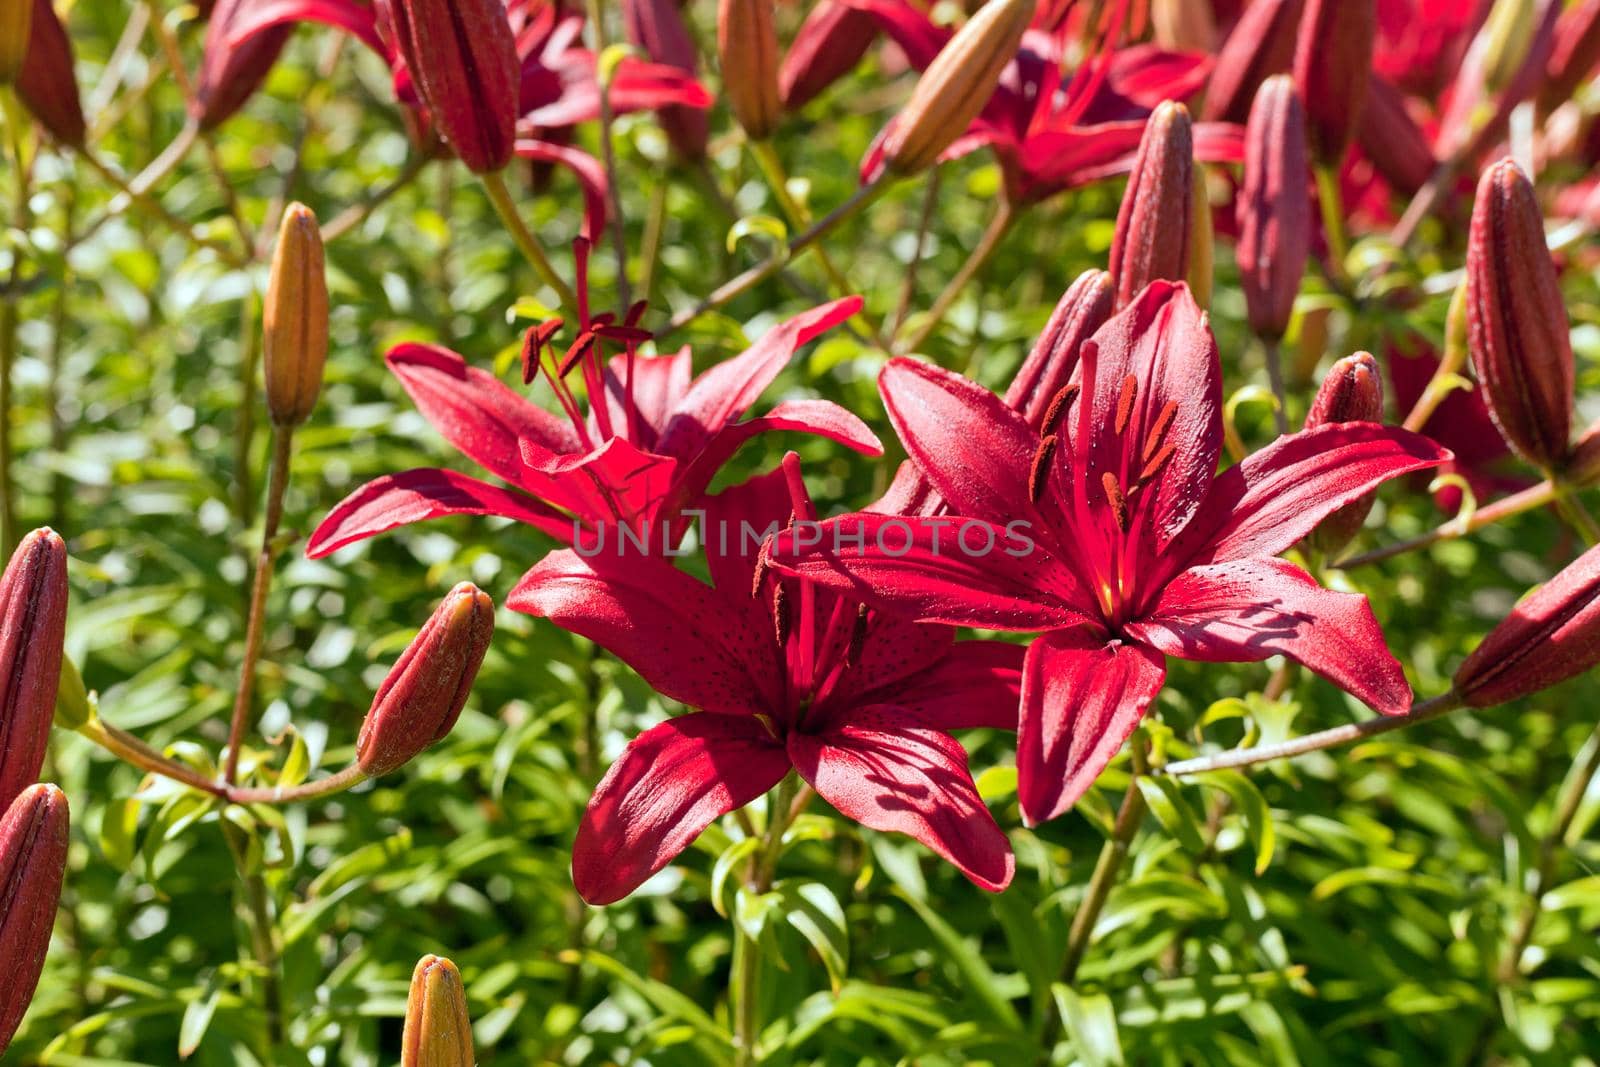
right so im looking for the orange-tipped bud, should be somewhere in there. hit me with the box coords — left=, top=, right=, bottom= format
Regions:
left=1292, top=0, right=1376, bottom=166
left=717, top=0, right=782, bottom=140
left=1303, top=353, right=1385, bottom=553
left=13, top=0, right=83, bottom=147
left=1455, top=541, right=1600, bottom=706
left=356, top=584, right=494, bottom=778
left=0, top=784, right=69, bottom=1056
left=402, top=954, right=474, bottom=1067
left=1004, top=269, right=1115, bottom=429
left=390, top=0, right=519, bottom=173
left=263, top=203, right=329, bottom=426
left=883, top=0, right=1034, bottom=175
left=0, top=0, right=31, bottom=84
left=1465, top=158, right=1574, bottom=469
left=0, top=529, right=68, bottom=813
left=780, top=1, right=877, bottom=112
left=1201, top=0, right=1304, bottom=125
left=1237, top=75, right=1310, bottom=340
left=1109, top=101, right=1194, bottom=309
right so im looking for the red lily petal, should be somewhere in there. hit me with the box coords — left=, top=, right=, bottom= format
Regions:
left=1125, top=557, right=1412, bottom=715
left=519, top=434, right=680, bottom=528
left=514, top=138, right=608, bottom=241
left=1018, top=628, right=1166, bottom=826
left=857, top=639, right=1025, bottom=731
left=865, top=459, right=948, bottom=518
left=223, top=0, right=387, bottom=59
left=848, top=0, right=951, bottom=69
left=698, top=467, right=793, bottom=598
left=1176, top=422, right=1450, bottom=566
left=1105, top=45, right=1213, bottom=107
left=789, top=707, right=1014, bottom=892
left=573, top=713, right=790, bottom=905
left=608, top=57, right=714, bottom=113
left=508, top=549, right=782, bottom=714
left=878, top=357, right=1039, bottom=524
left=1078, top=282, right=1222, bottom=551
left=768, top=513, right=1093, bottom=632
left=813, top=616, right=956, bottom=716
left=305, top=468, right=571, bottom=558
left=670, top=399, right=884, bottom=518
left=386, top=343, right=581, bottom=488
left=654, top=298, right=862, bottom=460
left=599, top=346, right=693, bottom=449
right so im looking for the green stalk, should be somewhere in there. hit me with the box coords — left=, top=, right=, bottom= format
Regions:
left=480, top=169, right=580, bottom=318
left=732, top=773, right=805, bottom=1066
left=1314, top=166, right=1350, bottom=290
left=898, top=197, right=1015, bottom=355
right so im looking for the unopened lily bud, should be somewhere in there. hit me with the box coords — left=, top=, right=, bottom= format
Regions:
left=0, top=784, right=69, bottom=1056
left=390, top=0, right=519, bottom=173
left=884, top=0, right=1034, bottom=175
left=1109, top=101, right=1194, bottom=309
left=1356, top=74, right=1435, bottom=197
left=0, top=529, right=68, bottom=813
left=1201, top=0, right=1304, bottom=125
left=14, top=0, right=83, bottom=148
left=263, top=203, right=329, bottom=426
left=0, top=0, right=31, bottom=84
left=1004, top=269, right=1114, bottom=429
left=1465, top=158, right=1573, bottom=469
left=195, top=0, right=290, bottom=131
left=1292, top=0, right=1376, bottom=167
left=1237, top=75, right=1310, bottom=340
left=624, top=0, right=708, bottom=160
left=1541, top=0, right=1600, bottom=113
left=402, top=955, right=474, bottom=1067
left=717, top=0, right=782, bottom=140
left=356, top=583, right=494, bottom=778
left=780, top=1, right=877, bottom=112
left=1304, top=353, right=1385, bottom=553
left=1455, top=541, right=1600, bottom=705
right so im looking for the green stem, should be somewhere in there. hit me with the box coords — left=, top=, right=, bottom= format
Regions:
left=223, top=427, right=294, bottom=784
left=233, top=293, right=261, bottom=526
left=1314, top=166, right=1350, bottom=290
left=898, top=197, right=1016, bottom=355
left=222, top=823, right=285, bottom=1064
left=659, top=176, right=892, bottom=339
left=320, top=154, right=431, bottom=242
left=1554, top=491, right=1600, bottom=545
left=480, top=168, right=579, bottom=318
left=893, top=166, right=942, bottom=337
left=585, top=0, right=632, bottom=309
left=74, top=146, right=250, bottom=267
left=1159, top=692, right=1465, bottom=778
left=1261, top=336, right=1289, bottom=434
left=750, top=140, right=859, bottom=311
left=77, top=717, right=230, bottom=798
left=732, top=773, right=804, bottom=1066
left=1060, top=739, right=1148, bottom=985
left=1334, top=479, right=1565, bottom=569
left=1, top=87, right=29, bottom=557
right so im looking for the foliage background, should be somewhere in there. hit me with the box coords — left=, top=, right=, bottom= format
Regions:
left=7, top=2, right=1600, bottom=1064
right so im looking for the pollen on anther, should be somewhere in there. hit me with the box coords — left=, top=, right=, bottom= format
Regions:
left=1029, top=434, right=1059, bottom=502
left=771, top=584, right=792, bottom=647
left=1102, top=471, right=1129, bottom=530
left=1114, top=374, right=1138, bottom=435
left=1041, top=383, right=1080, bottom=435
left=1139, top=442, right=1177, bottom=483
left=1142, top=401, right=1179, bottom=462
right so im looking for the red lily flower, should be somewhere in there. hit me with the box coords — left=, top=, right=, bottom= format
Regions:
left=509, top=457, right=1020, bottom=904
left=222, top=0, right=709, bottom=235
left=307, top=291, right=881, bottom=557
left=854, top=0, right=1243, bottom=204
left=769, top=283, right=1450, bottom=825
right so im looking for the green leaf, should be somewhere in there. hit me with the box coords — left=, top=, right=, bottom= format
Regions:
left=1052, top=985, right=1125, bottom=1067
left=776, top=880, right=849, bottom=993
left=98, top=797, right=141, bottom=870
left=1195, top=770, right=1277, bottom=875
left=1138, top=777, right=1206, bottom=854
left=891, top=888, right=1022, bottom=1032
left=711, top=835, right=762, bottom=919
left=726, top=215, right=788, bottom=257
left=177, top=973, right=222, bottom=1058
